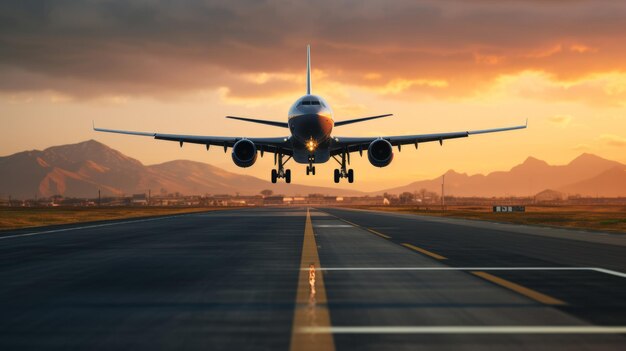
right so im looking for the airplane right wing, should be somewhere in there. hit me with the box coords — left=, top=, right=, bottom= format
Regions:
left=330, top=120, right=527, bottom=154
left=93, top=124, right=292, bottom=154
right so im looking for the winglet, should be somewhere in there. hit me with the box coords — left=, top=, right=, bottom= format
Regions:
left=525, top=118, right=528, bottom=127
left=92, top=120, right=95, bottom=130
left=306, top=45, right=311, bottom=95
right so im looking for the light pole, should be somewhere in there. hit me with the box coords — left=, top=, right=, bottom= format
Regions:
left=441, top=175, right=445, bottom=211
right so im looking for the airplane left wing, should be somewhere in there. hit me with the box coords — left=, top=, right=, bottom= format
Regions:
left=93, top=125, right=292, bottom=154
left=330, top=121, right=527, bottom=155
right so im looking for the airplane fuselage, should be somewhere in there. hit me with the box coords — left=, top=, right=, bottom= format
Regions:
left=287, top=94, right=334, bottom=164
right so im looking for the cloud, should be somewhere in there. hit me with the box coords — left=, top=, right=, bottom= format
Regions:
left=548, top=114, right=572, bottom=126
left=486, top=71, right=626, bottom=107
left=1, top=0, right=626, bottom=101
left=572, top=143, right=592, bottom=151
left=600, top=134, right=626, bottom=147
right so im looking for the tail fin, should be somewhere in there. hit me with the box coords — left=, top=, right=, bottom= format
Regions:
left=306, top=45, right=311, bottom=95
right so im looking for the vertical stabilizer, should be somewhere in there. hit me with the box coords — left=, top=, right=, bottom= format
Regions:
left=306, top=45, right=311, bottom=95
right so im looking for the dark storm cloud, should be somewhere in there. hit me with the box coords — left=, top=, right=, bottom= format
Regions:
left=1, top=0, right=625, bottom=98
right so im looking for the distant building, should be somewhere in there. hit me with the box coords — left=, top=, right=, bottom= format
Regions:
left=131, top=193, right=148, bottom=205
left=264, top=196, right=285, bottom=205
left=535, top=189, right=564, bottom=202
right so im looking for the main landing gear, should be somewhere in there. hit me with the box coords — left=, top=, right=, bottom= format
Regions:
left=332, top=151, right=354, bottom=183
left=271, top=153, right=291, bottom=183
left=306, top=154, right=316, bottom=175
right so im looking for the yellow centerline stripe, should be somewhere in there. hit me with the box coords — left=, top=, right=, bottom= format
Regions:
left=401, top=243, right=447, bottom=260
left=472, top=271, right=566, bottom=305
left=290, top=208, right=335, bottom=351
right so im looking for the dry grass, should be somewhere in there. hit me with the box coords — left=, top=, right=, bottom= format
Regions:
left=0, top=206, right=234, bottom=230
left=342, top=205, right=626, bottom=233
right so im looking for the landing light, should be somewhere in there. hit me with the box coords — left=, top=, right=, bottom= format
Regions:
left=306, top=139, right=317, bottom=152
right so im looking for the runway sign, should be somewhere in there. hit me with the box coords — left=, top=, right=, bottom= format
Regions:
left=493, top=205, right=525, bottom=213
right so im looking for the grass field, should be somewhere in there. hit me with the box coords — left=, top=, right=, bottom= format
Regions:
left=341, top=205, right=626, bottom=233
left=0, top=206, right=234, bottom=230
left=2, top=205, right=624, bottom=233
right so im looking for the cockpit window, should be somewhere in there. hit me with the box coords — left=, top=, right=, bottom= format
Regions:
left=299, top=99, right=322, bottom=106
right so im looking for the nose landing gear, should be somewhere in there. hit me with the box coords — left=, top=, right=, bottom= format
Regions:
left=332, top=151, right=354, bottom=183
left=271, top=153, right=292, bottom=183
left=306, top=154, right=316, bottom=175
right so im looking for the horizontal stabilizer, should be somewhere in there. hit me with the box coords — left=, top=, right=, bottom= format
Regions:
left=334, top=114, right=393, bottom=127
left=226, top=116, right=288, bottom=128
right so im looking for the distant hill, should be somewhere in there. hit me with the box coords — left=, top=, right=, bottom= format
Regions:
left=1, top=140, right=624, bottom=199
left=379, top=153, right=626, bottom=197
left=0, top=140, right=363, bottom=199
left=560, top=166, right=626, bottom=197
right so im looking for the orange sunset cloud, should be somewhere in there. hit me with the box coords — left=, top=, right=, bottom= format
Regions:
left=1, top=0, right=625, bottom=190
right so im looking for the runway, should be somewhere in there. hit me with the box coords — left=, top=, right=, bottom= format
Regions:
left=0, top=207, right=624, bottom=350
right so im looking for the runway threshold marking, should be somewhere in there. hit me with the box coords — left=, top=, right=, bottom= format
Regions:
left=401, top=243, right=447, bottom=260
left=471, top=271, right=566, bottom=305
left=289, top=208, right=335, bottom=351
left=298, top=326, right=626, bottom=334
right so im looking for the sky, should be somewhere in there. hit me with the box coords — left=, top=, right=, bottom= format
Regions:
left=1, top=0, right=625, bottom=191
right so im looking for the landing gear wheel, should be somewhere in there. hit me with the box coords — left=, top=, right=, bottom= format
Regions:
left=306, top=167, right=310, bottom=175
left=347, top=169, right=354, bottom=183
left=334, top=169, right=340, bottom=183
left=272, top=153, right=292, bottom=183
left=311, top=166, right=316, bottom=175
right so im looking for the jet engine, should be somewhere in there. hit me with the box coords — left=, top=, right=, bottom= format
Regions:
left=231, top=139, right=258, bottom=167
left=367, top=139, right=393, bottom=167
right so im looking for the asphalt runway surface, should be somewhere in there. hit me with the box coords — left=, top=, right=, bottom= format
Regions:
left=0, top=207, right=625, bottom=350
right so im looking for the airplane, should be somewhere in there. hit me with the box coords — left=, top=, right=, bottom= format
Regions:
left=94, top=45, right=526, bottom=184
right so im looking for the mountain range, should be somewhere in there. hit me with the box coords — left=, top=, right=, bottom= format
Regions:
left=381, top=154, right=625, bottom=197
left=0, top=140, right=624, bottom=199
left=0, top=140, right=363, bottom=199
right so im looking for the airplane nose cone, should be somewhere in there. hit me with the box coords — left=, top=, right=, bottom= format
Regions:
left=291, top=113, right=333, bottom=144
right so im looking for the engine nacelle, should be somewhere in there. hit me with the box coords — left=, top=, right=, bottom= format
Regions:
left=231, top=139, right=257, bottom=167
left=367, top=139, right=394, bottom=167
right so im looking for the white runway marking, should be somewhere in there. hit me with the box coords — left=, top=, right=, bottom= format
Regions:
left=0, top=214, right=195, bottom=241
left=300, top=267, right=626, bottom=279
left=314, top=225, right=354, bottom=228
left=298, top=326, right=626, bottom=334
